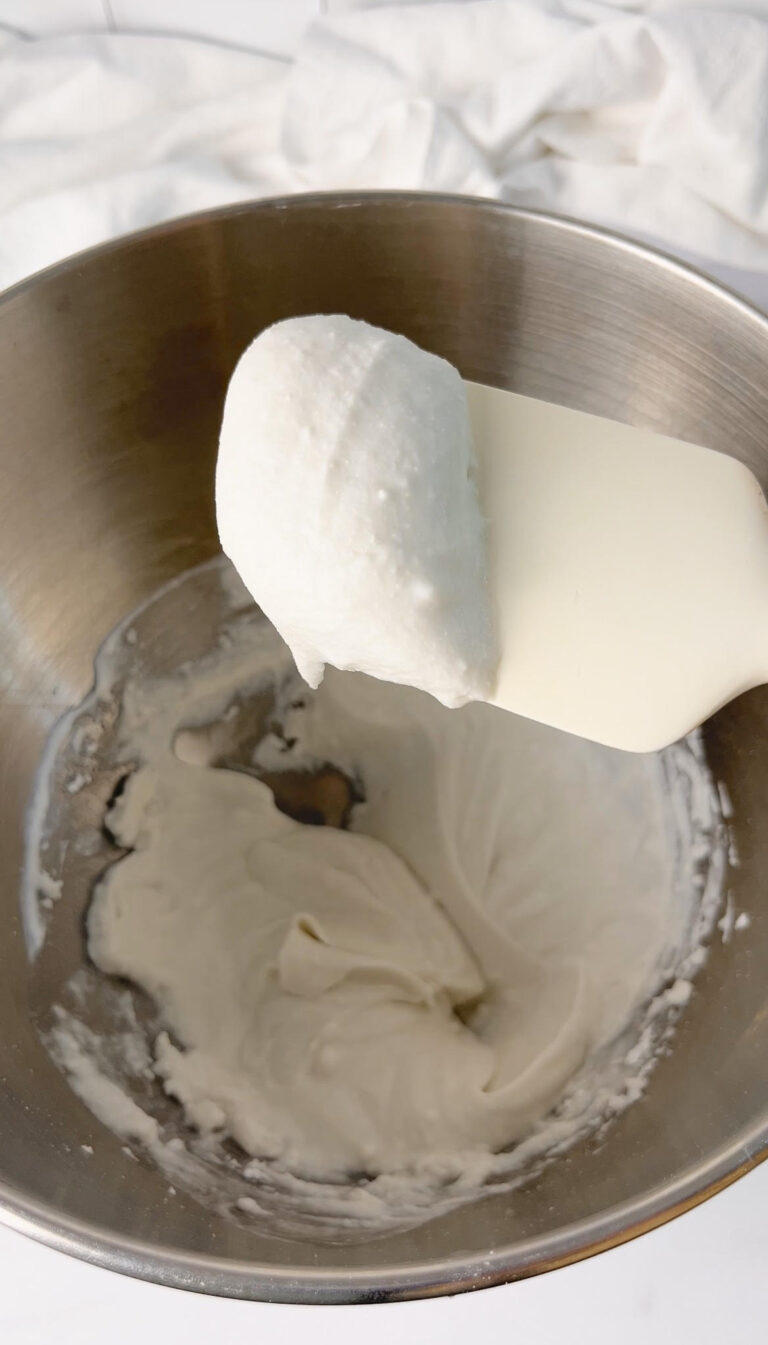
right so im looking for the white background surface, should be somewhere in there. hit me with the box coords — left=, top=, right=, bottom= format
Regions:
left=1, top=2, right=767, bottom=1340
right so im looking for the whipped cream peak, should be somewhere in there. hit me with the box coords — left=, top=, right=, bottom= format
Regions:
left=216, top=315, right=497, bottom=708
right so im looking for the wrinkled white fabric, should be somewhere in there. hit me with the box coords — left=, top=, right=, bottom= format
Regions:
left=2, top=1, right=768, bottom=300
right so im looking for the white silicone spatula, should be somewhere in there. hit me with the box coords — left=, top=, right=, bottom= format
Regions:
left=468, top=381, right=768, bottom=753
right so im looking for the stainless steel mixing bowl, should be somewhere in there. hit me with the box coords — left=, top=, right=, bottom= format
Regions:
left=1, top=193, right=767, bottom=1304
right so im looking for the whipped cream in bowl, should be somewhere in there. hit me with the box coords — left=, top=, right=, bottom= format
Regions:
left=24, top=557, right=730, bottom=1239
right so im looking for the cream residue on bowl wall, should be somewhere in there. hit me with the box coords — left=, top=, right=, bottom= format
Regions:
left=22, top=559, right=732, bottom=1238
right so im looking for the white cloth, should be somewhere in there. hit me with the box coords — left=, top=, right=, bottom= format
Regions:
left=2, top=0, right=768, bottom=294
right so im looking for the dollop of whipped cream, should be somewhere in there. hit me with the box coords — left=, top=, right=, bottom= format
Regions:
left=88, top=758, right=577, bottom=1175
left=216, top=315, right=497, bottom=708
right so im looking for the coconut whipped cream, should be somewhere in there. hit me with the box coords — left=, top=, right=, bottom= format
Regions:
left=24, top=561, right=730, bottom=1232
left=216, top=315, right=496, bottom=709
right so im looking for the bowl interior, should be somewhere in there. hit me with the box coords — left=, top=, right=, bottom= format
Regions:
left=1, top=195, right=768, bottom=1302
